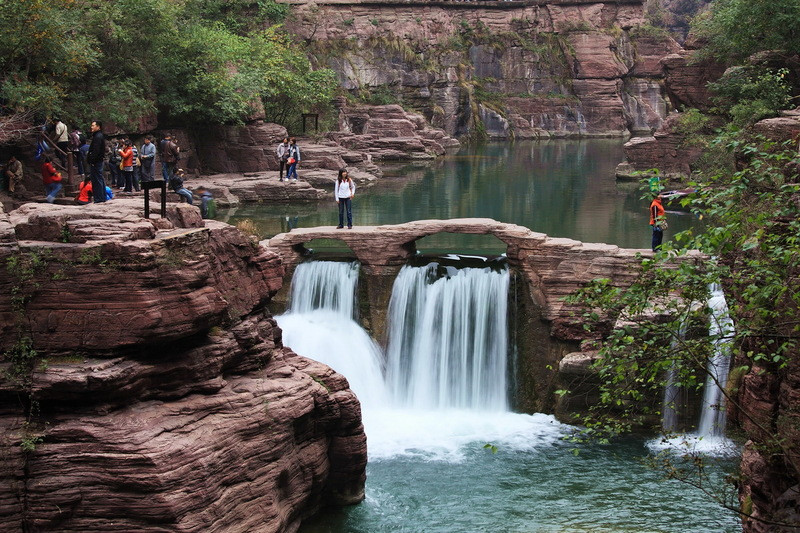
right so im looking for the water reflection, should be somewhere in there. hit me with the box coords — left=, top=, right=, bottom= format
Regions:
left=220, top=140, right=699, bottom=253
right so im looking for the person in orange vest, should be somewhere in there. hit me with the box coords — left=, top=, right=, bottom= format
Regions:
left=75, top=175, right=93, bottom=205
left=649, top=194, right=666, bottom=251
left=118, top=139, right=135, bottom=193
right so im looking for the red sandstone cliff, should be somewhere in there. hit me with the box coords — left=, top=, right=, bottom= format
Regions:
left=0, top=200, right=366, bottom=531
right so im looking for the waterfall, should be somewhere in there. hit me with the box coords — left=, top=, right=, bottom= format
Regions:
left=697, top=283, right=735, bottom=437
left=662, top=364, right=680, bottom=433
left=288, top=260, right=359, bottom=318
left=662, top=322, right=687, bottom=433
left=281, top=260, right=386, bottom=405
left=384, top=262, right=510, bottom=411
left=279, top=257, right=566, bottom=462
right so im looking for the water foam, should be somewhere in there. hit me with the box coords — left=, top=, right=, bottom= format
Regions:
left=646, top=434, right=739, bottom=458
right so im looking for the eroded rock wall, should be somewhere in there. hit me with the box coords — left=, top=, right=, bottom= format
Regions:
left=287, top=0, right=680, bottom=138
left=0, top=201, right=366, bottom=531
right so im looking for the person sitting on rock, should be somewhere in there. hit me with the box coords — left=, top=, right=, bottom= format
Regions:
left=75, top=175, right=93, bottom=205
left=4, top=154, right=24, bottom=196
left=169, top=169, right=193, bottom=205
left=41, top=155, right=62, bottom=203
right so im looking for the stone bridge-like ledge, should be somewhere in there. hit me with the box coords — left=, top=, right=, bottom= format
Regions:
left=266, top=218, right=652, bottom=340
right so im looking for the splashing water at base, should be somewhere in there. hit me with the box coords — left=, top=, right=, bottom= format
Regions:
left=277, top=261, right=569, bottom=462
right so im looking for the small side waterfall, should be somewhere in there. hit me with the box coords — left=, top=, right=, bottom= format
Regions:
left=662, top=364, right=680, bottom=433
left=662, top=323, right=687, bottom=433
left=697, top=283, right=735, bottom=437
left=384, top=262, right=510, bottom=411
left=288, top=260, right=359, bottom=317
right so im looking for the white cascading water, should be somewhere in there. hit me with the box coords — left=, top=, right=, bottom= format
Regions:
left=697, top=283, right=735, bottom=437
left=661, top=364, right=680, bottom=433
left=384, top=263, right=509, bottom=410
left=277, top=259, right=567, bottom=462
left=288, top=260, right=360, bottom=318
left=662, top=323, right=687, bottom=433
left=650, top=283, right=736, bottom=456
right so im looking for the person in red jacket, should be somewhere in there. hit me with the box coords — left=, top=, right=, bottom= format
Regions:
left=649, top=194, right=666, bottom=251
left=75, top=175, right=93, bottom=205
left=41, top=155, right=62, bottom=203
left=119, top=139, right=135, bottom=193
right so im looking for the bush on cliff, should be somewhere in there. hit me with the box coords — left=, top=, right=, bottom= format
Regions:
left=693, top=0, right=800, bottom=62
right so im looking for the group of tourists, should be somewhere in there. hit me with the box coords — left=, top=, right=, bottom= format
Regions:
left=10, top=119, right=200, bottom=209
left=274, top=137, right=357, bottom=229
left=275, top=137, right=301, bottom=183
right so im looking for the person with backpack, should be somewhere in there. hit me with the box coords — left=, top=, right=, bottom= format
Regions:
left=161, top=133, right=180, bottom=182
left=649, top=194, right=666, bottom=251
left=285, top=137, right=301, bottom=183
left=195, top=186, right=215, bottom=219
left=53, top=118, right=69, bottom=167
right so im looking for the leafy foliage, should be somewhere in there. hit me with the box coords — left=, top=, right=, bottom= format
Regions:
left=0, top=0, right=334, bottom=129
left=709, top=67, right=794, bottom=128
left=693, top=0, right=800, bottom=63
left=566, top=135, right=800, bottom=440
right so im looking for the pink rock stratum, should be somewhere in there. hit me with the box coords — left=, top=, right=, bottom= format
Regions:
left=0, top=200, right=366, bottom=532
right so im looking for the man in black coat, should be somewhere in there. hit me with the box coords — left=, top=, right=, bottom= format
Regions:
left=86, top=120, right=107, bottom=203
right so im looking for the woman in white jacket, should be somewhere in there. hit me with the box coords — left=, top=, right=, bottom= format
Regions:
left=335, top=168, right=355, bottom=229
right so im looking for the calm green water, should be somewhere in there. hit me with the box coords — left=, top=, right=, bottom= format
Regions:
left=219, top=139, right=697, bottom=253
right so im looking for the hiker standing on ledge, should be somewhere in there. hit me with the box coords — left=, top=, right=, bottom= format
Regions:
left=335, top=168, right=355, bottom=230
left=285, top=137, right=301, bottom=183
left=649, top=194, right=666, bottom=251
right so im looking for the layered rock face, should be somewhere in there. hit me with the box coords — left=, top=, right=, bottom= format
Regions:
left=617, top=37, right=727, bottom=178
left=616, top=113, right=703, bottom=179
left=0, top=201, right=367, bottom=531
left=287, top=0, right=680, bottom=138
left=333, top=102, right=460, bottom=160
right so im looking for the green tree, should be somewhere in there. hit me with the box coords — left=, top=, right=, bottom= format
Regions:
left=693, top=0, right=800, bottom=63
left=0, top=0, right=334, bottom=130
left=0, top=0, right=98, bottom=118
